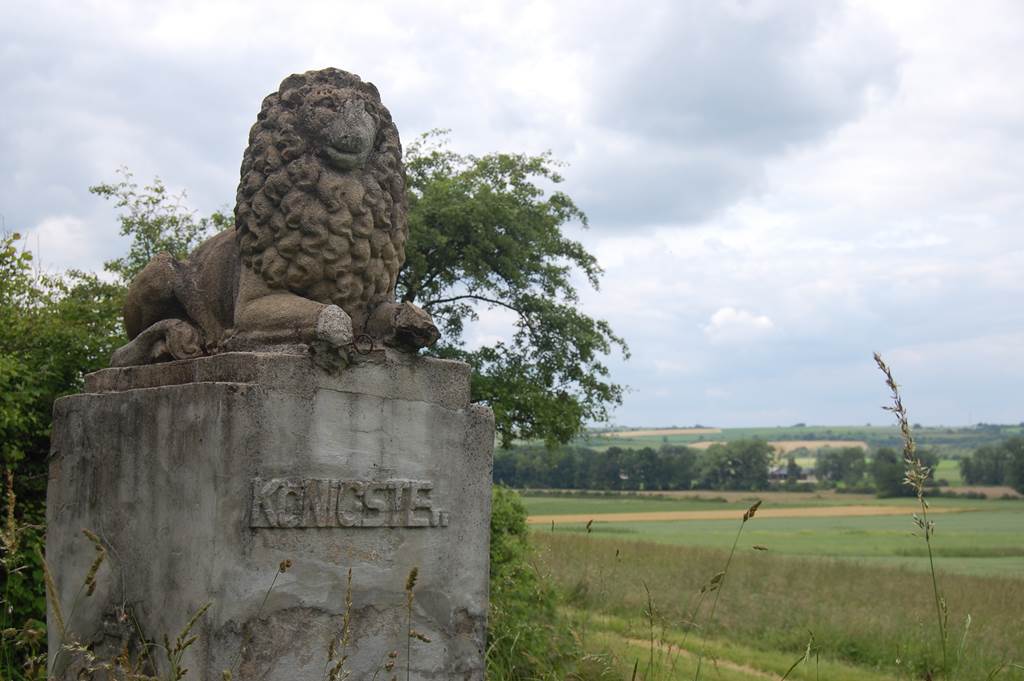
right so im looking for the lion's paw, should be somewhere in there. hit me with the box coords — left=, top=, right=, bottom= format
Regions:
left=311, top=305, right=354, bottom=372
left=366, top=302, right=439, bottom=352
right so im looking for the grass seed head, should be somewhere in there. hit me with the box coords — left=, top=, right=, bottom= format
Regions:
left=405, top=566, right=419, bottom=592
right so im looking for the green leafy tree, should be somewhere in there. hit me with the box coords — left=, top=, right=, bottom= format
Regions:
left=815, top=446, right=867, bottom=486
left=654, top=445, right=698, bottom=490
left=1, top=232, right=125, bottom=677
left=90, top=167, right=232, bottom=284
left=0, top=234, right=124, bottom=478
left=959, top=444, right=1009, bottom=485
left=400, top=132, right=628, bottom=446
left=785, top=456, right=802, bottom=485
left=870, top=447, right=906, bottom=497
left=871, top=447, right=937, bottom=497
left=998, top=437, right=1024, bottom=493
left=696, top=439, right=772, bottom=491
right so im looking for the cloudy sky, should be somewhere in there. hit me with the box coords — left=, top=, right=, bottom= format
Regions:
left=3, top=0, right=1022, bottom=427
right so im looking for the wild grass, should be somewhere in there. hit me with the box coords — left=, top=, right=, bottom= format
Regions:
left=579, top=613, right=899, bottom=681
left=874, top=352, right=949, bottom=678
left=535, top=509, right=1024, bottom=578
left=530, top=356, right=1022, bottom=679
left=533, top=532, right=1024, bottom=679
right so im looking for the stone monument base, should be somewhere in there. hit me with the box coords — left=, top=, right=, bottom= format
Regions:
left=47, top=350, right=493, bottom=680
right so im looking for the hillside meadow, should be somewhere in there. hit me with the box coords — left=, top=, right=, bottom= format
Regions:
left=578, top=424, right=1023, bottom=458
left=522, top=491, right=1024, bottom=679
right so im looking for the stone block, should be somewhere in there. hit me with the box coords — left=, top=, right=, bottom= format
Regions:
left=47, top=350, right=493, bottom=680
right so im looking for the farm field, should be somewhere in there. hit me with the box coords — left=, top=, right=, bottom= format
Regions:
left=686, top=439, right=869, bottom=452
left=534, top=532, right=1024, bottom=680
left=523, top=492, right=1024, bottom=577
left=522, top=489, right=1012, bottom=515
left=577, top=423, right=1022, bottom=457
left=525, top=489, right=1023, bottom=678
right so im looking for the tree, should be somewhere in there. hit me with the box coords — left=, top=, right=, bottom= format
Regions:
left=785, top=457, right=802, bottom=485
left=959, top=444, right=1009, bottom=485
left=870, top=446, right=937, bottom=497
left=658, top=445, right=698, bottom=490
left=90, top=167, right=231, bottom=284
left=696, top=439, right=772, bottom=491
left=1004, top=437, right=1024, bottom=494
left=400, top=132, right=628, bottom=446
left=0, top=234, right=124, bottom=480
left=815, top=446, right=867, bottom=486
left=1, top=232, right=125, bottom=673
left=871, top=447, right=907, bottom=497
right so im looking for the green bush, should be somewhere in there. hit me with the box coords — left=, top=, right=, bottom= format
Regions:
left=487, top=486, right=572, bottom=680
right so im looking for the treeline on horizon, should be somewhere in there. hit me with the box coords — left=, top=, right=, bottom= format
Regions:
left=494, top=437, right=1024, bottom=496
left=959, top=436, right=1024, bottom=487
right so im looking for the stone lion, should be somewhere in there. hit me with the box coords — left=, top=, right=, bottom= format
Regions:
left=111, top=68, right=438, bottom=367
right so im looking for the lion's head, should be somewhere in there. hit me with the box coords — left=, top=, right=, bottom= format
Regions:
left=234, top=68, right=407, bottom=328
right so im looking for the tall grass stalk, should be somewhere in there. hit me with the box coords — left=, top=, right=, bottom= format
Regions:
left=323, top=567, right=354, bottom=681
left=691, top=499, right=760, bottom=681
left=225, top=558, right=291, bottom=678
left=641, top=581, right=654, bottom=679
left=780, top=632, right=819, bottom=681
left=579, top=518, right=594, bottom=649
left=404, top=566, right=418, bottom=681
left=874, top=352, right=948, bottom=679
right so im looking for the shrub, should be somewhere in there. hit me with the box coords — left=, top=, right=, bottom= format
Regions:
left=487, top=486, right=572, bottom=680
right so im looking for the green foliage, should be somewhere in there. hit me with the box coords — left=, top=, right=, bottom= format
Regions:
left=487, top=486, right=570, bottom=679
left=869, top=447, right=906, bottom=498
left=535, top=532, right=1023, bottom=680
left=1000, top=437, right=1024, bottom=493
left=696, top=440, right=773, bottom=491
left=814, top=447, right=867, bottom=487
left=90, top=167, right=232, bottom=284
left=494, top=445, right=698, bottom=491
left=960, top=437, right=1024, bottom=490
left=784, top=457, right=802, bottom=485
left=0, top=233, right=124, bottom=477
left=401, top=132, right=628, bottom=447
left=0, top=233, right=125, bottom=678
left=870, top=447, right=938, bottom=498
left=1, top=470, right=47, bottom=680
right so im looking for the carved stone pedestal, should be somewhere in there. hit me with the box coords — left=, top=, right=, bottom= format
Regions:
left=47, top=351, right=493, bottom=680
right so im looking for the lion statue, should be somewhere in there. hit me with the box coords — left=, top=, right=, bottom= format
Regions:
left=111, top=68, right=439, bottom=367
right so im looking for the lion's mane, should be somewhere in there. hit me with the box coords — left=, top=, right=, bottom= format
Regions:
left=234, top=68, right=407, bottom=325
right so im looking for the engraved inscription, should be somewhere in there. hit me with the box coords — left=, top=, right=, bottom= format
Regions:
left=250, top=478, right=450, bottom=529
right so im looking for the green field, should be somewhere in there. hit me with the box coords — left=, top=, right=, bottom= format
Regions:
left=535, top=533, right=1024, bottom=680
left=525, top=490, right=1023, bottom=679
left=522, top=491, right=1006, bottom=515
left=574, top=423, right=1023, bottom=458
left=524, top=493, right=1024, bottom=577
left=935, top=458, right=964, bottom=485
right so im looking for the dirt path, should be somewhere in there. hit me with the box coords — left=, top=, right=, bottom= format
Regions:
left=527, top=504, right=971, bottom=525
left=623, top=638, right=775, bottom=680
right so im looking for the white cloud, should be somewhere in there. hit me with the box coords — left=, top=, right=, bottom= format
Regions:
left=24, top=215, right=111, bottom=273
left=1, top=0, right=1022, bottom=426
left=701, top=307, right=776, bottom=344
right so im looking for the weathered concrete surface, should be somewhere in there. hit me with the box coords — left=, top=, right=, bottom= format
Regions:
left=47, top=350, right=493, bottom=680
